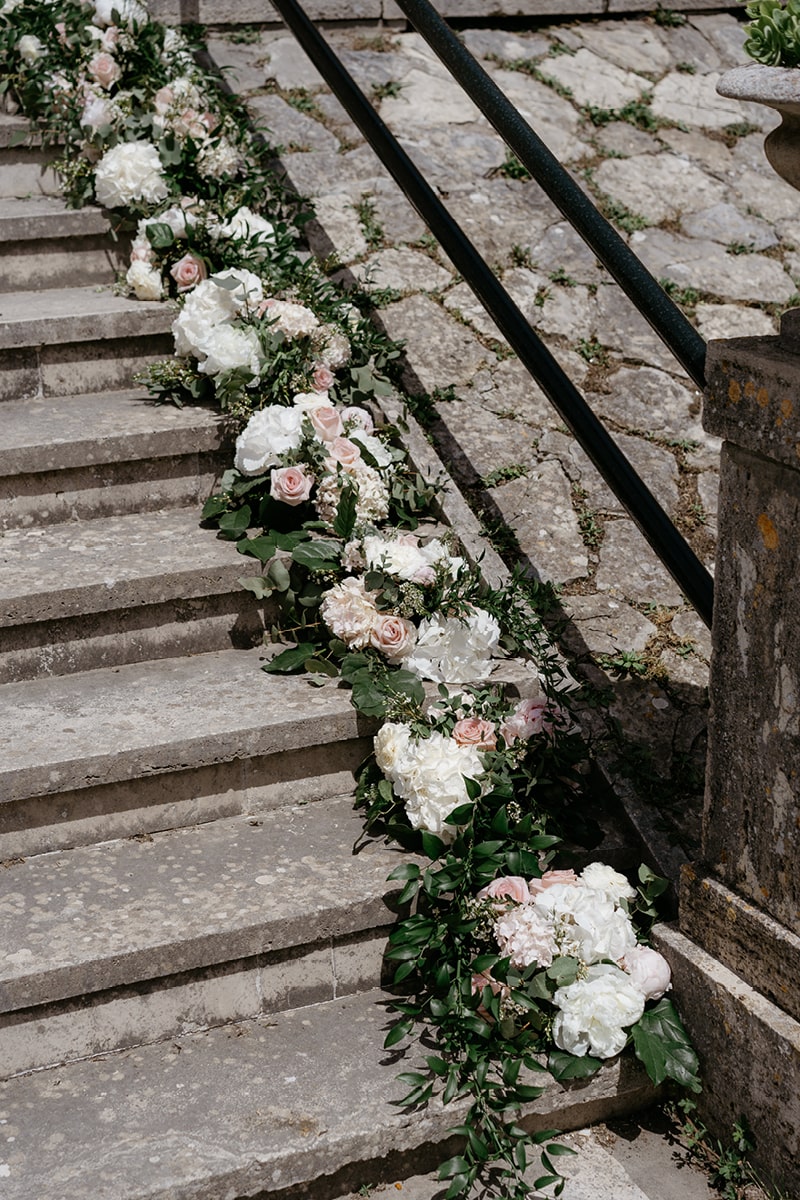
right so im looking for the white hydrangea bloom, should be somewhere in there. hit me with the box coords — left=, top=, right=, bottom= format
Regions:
left=197, top=135, right=241, bottom=179
left=494, top=905, right=557, bottom=969
left=533, top=884, right=638, bottom=965
left=233, top=405, right=304, bottom=476
left=126, top=260, right=163, bottom=300
left=93, top=0, right=148, bottom=26
left=579, top=862, right=637, bottom=905
left=392, top=731, right=484, bottom=840
left=262, top=299, right=319, bottom=340
left=94, top=141, right=168, bottom=209
left=404, top=607, right=502, bottom=684
left=196, top=325, right=261, bottom=378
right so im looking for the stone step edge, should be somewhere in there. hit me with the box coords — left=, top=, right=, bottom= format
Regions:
left=0, top=647, right=373, bottom=805
left=0, top=506, right=263, bottom=629
left=0, top=286, right=175, bottom=351
left=0, top=796, right=402, bottom=1016
left=0, top=985, right=659, bottom=1200
left=0, top=197, right=113, bottom=243
left=0, top=390, right=228, bottom=477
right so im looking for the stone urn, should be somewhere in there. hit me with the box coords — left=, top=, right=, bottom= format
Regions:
left=718, top=64, right=800, bottom=190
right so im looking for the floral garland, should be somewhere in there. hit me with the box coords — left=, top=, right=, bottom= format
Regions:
left=0, top=3, right=701, bottom=1195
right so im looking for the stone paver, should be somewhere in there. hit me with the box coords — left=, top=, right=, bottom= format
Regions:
left=213, top=5, right=793, bottom=881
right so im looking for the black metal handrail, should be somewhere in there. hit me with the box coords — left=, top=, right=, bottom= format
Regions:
left=394, top=0, right=707, bottom=392
left=268, top=0, right=714, bottom=629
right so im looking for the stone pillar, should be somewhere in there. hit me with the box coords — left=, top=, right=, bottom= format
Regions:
left=654, top=312, right=800, bottom=1195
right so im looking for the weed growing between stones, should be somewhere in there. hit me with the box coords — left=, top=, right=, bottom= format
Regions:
left=666, top=1098, right=786, bottom=1200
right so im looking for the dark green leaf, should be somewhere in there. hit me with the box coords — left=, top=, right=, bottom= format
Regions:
left=438, top=1156, right=469, bottom=1180
left=144, top=221, right=175, bottom=249
left=631, top=998, right=701, bottom=1091
left=218, top=506, right=252, bottom=539
left=237, top=535, right=277, bottom=562
left=264, top=643, right=318, bottom=673
left=332, top=480, right=357, bottom=539
left=383, top=1019, right=413, bottom=1049
left=303, top=657, right=339, bottom=677
left=291, top=539, right=341, bottom=570
left=547, top=1051, right=603, bottom=1081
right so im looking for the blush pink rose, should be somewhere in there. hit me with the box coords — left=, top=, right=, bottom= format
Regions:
left=477, top=876, right=531, bottom=905
left=169, top=253, right=207, bottom=292
left=341, top=405, right=374, bottom=434
left=89, top=51, right=121, bottom=89
left=153, top=85, right=174, bottom=115
left=329, top=436, right=361, bottom=468
left=55, top=21, right=68, bottom=43
left=500, top=698, right=562, bottom=745
left=369, top=614, right=416, bottom=662
left=528, top=869, right=577, bottom=895
left=312, top=365, right=334, bottom=392
left=270, top=465, right=314, bottom=507
left=201, top=111, right=219, bottom=134
left=452, top=717, right=497, bottom=750
left=309, top=405, right=343, bottom=442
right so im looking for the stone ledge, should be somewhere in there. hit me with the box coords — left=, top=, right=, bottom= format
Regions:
left=654, top=923, right=800, bottom=1197
left=680, top=867, right=800, bottom=1023
left=0, top=285, right=175, bottom=351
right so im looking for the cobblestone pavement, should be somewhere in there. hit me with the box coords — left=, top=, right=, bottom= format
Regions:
left=209, top=11, right=792, bottom=864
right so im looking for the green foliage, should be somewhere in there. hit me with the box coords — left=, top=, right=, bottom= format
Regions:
left=597, top=649, right=648, bottom=677
left=660, top=278, right=700, bottom=308
left=584, top=94, right=661, bottom=132
left=744, top=0, right=800, bottom=65
left=481, top=464, right=529, bottom=488
left=574, top=337, right=609, bottom=366
left=632, top=999, right=701, bottom=1091
left=498, top=152, right=533, bottom=181
left=653, top=5, right=687, bottom=26
left=548, top=266, right=578, bottom=286
left=371, top=79, right=404, bottom=100
left=355, top=194, right=385, bottom=250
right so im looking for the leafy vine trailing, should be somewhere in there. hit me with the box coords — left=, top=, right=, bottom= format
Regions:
left=1, top=1, right=701, bottom=1194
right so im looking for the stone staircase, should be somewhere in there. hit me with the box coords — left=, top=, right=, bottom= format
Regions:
left=0, top=143, right=656, bottom=1198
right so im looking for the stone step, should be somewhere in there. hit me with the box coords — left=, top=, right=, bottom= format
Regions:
left=0, top=284, right=174, bottom=402
left=0, top=647, right=374, bottom=858
left=0, top=794, right=402, bottom=1077
left=0, top=985, right=657, bottom=1200
left=0, top=112, right=60, bottom=198
left=0, top=196, right=126, bottom=292
left=0, top=506, right=268, bottom=684
left=0, top=389, right=229, bottom=529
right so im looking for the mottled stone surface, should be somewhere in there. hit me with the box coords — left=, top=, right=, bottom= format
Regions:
left=0, top=988, right=655, bottom=1200
left=656, top=924, right=800, bottom=1197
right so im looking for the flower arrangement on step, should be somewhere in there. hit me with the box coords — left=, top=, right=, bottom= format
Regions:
left=1, top=2, right=701, bottom=1196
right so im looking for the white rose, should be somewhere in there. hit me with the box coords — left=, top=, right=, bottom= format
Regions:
left=621, top=946, right=672, bottom=1002
left=172, top=278, right=241, bottom=357
left=94, top=141, right=168, bottom=209
left=293, top=390, right=330, bottom=413
left=553, top=963, right=645, bottom=1059
left=211, top=267, right=263, bottom=313
left=18, top=34, right=44, bottom=65
left=218, top=205, right=274, bottom=245
left=196, top=325, right=261, bottom=378
left=126, top=260, right=163, bottom=301
left=80, top=91, right=117, bottom=132
left=374, top=722, right=413, bottom=782
left=579, top=862, right=636, bottom=905
left=233, top=405, right=304, bottom=476
left=93, top=0, right=148, bottom=26
left=349, top=428, right=392, bottom=468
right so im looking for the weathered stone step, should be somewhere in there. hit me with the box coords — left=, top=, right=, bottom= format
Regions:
left=0, top=984, right=656, bottom=1200
left=0, top=112, right=60, bottom=199
left=0, top=794, right=401, bottom=1077
left=0, top=388, right=228, bottom=530
left=0, top=196, right=126, bottom=291
left=0, top=647, right=373, bottom=858
left=0, top=505, right=266, bottom=683
left=0, top=284, right=174, bottom=401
